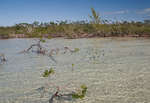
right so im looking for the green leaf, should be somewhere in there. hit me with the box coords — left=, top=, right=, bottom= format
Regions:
left=72, top=85, right=87, bottom=99
left=74, top=48, right=80, bottom=52
left=42, top=68, right=54, bottom=77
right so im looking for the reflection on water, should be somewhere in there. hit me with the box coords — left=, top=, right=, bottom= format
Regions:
left=0, top=38, right=150, bottom=103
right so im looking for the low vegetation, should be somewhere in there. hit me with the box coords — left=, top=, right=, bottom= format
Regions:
left=43, top=68, right=55, bottom=77
left=0, top=8, right=150, bottom=39
left=41, top=66, right=87, bottom=103
left=72, top=84, right=87, bottom=99
left=18, top=39, right=87, bottom=102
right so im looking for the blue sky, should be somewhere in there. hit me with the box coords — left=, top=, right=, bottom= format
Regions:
left=0, top=0, right=150, bottom=26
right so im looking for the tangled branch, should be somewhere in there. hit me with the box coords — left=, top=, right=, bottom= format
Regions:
left=19, top=39, right=47, bottom=55
left=48, top=85, right=87, bottom=103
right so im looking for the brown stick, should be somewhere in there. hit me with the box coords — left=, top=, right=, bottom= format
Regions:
left=64, top=47, right=74, bottom=53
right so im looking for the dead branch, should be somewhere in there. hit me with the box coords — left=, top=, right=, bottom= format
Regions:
left=49, top=91, right=59, bottom=103
left=19, top=39, right=46, bottom=55
left=48, top=55, right=57, bottom=63
left=64, top=47, right=74, bottom=54
left=49, top=90, right=77, bottom=103
left=49, top=87, right=75, bottom=103
left=49, top=48, right=60, bottom=56
left=49, top=86, right=60, bottom=103
left=64, top=47, right=80, bottom=54
left=19, top=40, right=79, bottom=64
left=19, top=39, right=58, bottom=63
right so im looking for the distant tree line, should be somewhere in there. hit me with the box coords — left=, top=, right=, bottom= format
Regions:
left=0, top=8, right=150, bottom=39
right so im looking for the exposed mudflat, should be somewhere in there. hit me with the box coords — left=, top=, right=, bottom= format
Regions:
left=0, top=38, right=150, bottom=103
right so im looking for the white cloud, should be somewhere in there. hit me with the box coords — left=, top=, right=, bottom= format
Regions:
left=104, top=10, right=129, bottom=15
left=146, top=14, right=150, bottom=17
left=137, top=8, right=150, bottom=14
left=144, top=8, right=150, bottom=12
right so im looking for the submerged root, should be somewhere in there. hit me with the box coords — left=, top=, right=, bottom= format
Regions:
left=49, top=85, right=87, bottom=103
left=19, top=40, right=45, bottom=54
left=64, top=47, right=74, bottom=54
left=49, top=48, right=60, bottom=56
left=19, top=39, right=79, bottom=64
left=19, top=40, right=57, bottom=63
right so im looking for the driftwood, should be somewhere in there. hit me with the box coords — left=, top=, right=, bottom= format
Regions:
left=64, top=47, right=74, bottom=53
left=49, top=90, right=59, bottom=103
left=36, top=82, right=76, bottom=103
left=48, top=55, right=57, bottom=63
left=49, top=48, right=60, bottom=55
left=19, top=39, right=47, bottom=55
left=49, top=87, right=75, bottom=103
left=49, top=46, right=77, bottom=56
left=19, top=38, right=79, bottom=64
left=49, top=92, right=75, bottom=103
left=48, top=47, right=79, bottom=63
left=19, top=39, right=57, bottom=63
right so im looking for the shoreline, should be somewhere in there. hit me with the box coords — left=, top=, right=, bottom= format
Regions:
left=0, top=34, right=150, bottom=40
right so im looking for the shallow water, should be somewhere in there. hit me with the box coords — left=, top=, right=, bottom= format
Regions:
left=0, top=38, right=150, bottom=103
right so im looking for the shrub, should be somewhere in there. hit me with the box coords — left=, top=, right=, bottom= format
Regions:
left=43, top=68, right=54, bottom=77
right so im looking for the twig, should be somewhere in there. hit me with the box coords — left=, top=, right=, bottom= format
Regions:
left=64, top=47, right=74, bottom=53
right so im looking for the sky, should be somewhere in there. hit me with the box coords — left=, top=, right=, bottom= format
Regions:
left=0, top=0, right=150, bottom=26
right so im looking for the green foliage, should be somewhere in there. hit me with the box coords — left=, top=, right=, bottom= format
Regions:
left=47, top=36, right=52, bottom=39
left=73, top=48, right=80, bottom=52
left=40, top=38, right=46, bottom=43
left=72, top=85, right=87, bottom=99
left=89, top=8, right=101, bottom=24
left=0, top=8, right=150, bottom=39
left=72, top=63, right=74, bottom=67
left=43, top=68, right=54, bottom=77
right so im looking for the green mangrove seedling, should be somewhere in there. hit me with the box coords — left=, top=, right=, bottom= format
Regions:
left=71, top=63, right=75, bottom=71
left=72, top=63, right=74, bottom=67
left=49, top=84, right=88, bottom=103
left=73, top=48, right=80, bottom=52
left=72, top=84, right=87, bottom=99
left=40, top=38, right=46, bottom=43
left=43, top=68, right=55, bottom=77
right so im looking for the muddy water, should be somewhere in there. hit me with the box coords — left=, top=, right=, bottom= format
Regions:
left=0, top=38, right=150, bottom=103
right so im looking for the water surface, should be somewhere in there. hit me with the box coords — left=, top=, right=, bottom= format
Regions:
left=0, top=38, right=150, bottom=103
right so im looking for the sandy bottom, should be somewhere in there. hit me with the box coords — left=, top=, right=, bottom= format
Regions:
left=0, top=38, right=150, bottom=103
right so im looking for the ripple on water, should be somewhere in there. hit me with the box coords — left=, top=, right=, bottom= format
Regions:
left=0, top=38, right=150, bottom=103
